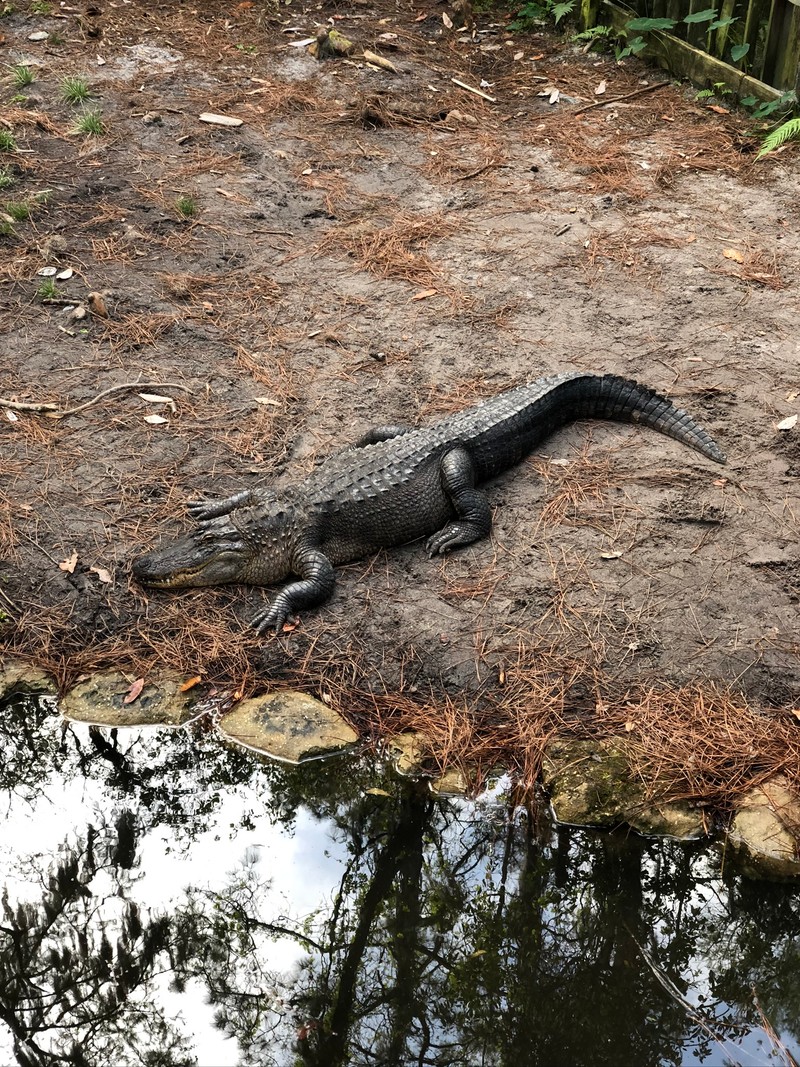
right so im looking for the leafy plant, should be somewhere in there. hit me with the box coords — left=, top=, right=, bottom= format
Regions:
left=10, top=63, right=34, bottom=88
left=36, top=278, right=58, bottom=299
left=61, top=76, right=91, bottom=104
left=743, top=90, right=797, bottom=121
left=0, top=4, right=16, bottom=16
left=176, top=195, right=197, bottom=218
left=72, top=108, right=104, bottom=135
left=571, top=24, right=614, bottom=50
left=0, top=130, right=16, bottom=151
left=616, top=13, right=750, bottom=67
left=756, top=116, right=800, bottom=160
left=0, top=166, right=13, bottom=189
left=509, top=0, right=575, bottom=31
left=31, top=0, right=52, bottom=12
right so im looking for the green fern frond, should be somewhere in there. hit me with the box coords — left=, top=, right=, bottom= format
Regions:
left=756, top=116, right=800, bottom=160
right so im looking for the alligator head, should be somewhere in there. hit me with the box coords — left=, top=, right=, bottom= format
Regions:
left=135, top=505, right=303, bottom=592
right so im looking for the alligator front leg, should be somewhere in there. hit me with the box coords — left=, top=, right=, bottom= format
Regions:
left=352, top=425, right=412, bottom=448
left=426, top=446, right=492, bottom=556
left=187, top=490, right=254, bottom=522
left=249, top=546, right=335, bottom=634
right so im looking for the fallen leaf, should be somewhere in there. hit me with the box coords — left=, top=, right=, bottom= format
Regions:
left=199, top=112, right=244, bottom=127
left=5, top=410, right=18, bottom=423
left=776, top=414, right=797, bottom=431
left=707, top=104, right=730, bottom=114
left=412, top=288, right=438, bottom=301
left=59, top=551, right=78, bottom=573
left=685, top=233, right=697, bottom=243
left=713, top=478, right=728, bottom=487
left=722, top=248, right=744, bottom=263
left=787, top=391, right=798, bottom=403
left=281, top=621, right=297, bottom=633
left=624, top=720, right=635, bottom=732
left=442, top=11, right=453, bottom=27
left=600, top=550, right=623, bottom=560
left=470, top=949, right=488, bottom=958
left=202, top=300, right=214, bottom=313
left=138, top=392, right=174, bottom=403
left=513, top=51, right=523, bottom=60
left=123, top=678, right=145, bottom=705
left=366, top=787, right=392, bottom=797
left=595, top=79, right=607, bottom=95
left=254, top=396, right=280, bottom=406
left=180, top=675, right=202, bottom=692
left=144, top=414, right=168, bottom=425
left=89, top=565, right=113, bottom=583
left=415, top=11, right=427, bottom=20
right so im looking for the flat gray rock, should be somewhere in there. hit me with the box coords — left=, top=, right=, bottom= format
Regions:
left=218, top=691, right=358, bottom=763
left=60, top=671, right=198, bottom=727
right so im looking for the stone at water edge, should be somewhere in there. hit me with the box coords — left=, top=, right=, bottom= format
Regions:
left=60, top=671, right=199, bottom=727
left=388, top=731, right=435, bottom=776
left=0, top=658, right=57, bottom=700
left=729, top=777, right=800, bottom=880
left=218, top=691, right=358, bottom=763
left=542, top=737, right=706, bottom=839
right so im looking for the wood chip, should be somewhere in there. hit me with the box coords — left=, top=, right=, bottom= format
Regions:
left=199, top=112, right=244, bottom=127
left=363, top=49, right=397, bottom=73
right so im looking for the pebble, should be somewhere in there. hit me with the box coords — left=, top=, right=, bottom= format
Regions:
left=28, top=31, right=49, bottom=41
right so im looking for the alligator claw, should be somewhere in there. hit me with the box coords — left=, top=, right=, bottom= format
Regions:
left=250, top=598, right=294, bottom=635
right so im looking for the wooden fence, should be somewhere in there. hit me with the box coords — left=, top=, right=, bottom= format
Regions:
left=580, top=0, right=800, bottom=100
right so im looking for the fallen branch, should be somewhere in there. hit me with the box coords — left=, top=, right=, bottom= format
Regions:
left=0, top=381, right=191, bottom=418
left=451, top=77, right=496, bottom=104
left=571, top=81, right=671, bottom=116
left=454, top=159, right=507, bottom=182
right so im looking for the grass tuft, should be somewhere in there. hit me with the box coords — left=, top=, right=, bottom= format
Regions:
left=61, top=76, right=91, bottom=105
left=10, top=64, right=34, bottom=88
left=72, top=108, right=104, bottom=136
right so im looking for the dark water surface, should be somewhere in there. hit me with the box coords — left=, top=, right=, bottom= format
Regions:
left=1, top=694, right=799, bottom=1067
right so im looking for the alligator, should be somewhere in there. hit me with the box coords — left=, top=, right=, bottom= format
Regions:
left=133, top=372, right=726, bottom=632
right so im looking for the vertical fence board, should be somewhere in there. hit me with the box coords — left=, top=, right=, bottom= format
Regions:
left=712, top=0, right=738, bottom=58
left=770, top=1, right=800, bottom=89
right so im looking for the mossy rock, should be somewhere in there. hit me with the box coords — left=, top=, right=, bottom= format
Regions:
left=218, top=691, right=358, bottom=763
left=0, top=658, right=57, bottom=701
left=728, top=777, right=800, bottom=880
left=543, top=737, right=705, bottom=839
left=60, top=671, right=199, bottom=727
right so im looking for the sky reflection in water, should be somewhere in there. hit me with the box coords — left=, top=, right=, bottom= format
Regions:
left=1, top=694, right=799, bottom=1067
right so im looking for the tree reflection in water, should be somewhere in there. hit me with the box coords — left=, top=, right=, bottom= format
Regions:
left=0, top=695, right=798, bottom=1067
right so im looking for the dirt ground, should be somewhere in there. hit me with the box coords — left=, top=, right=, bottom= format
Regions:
left=1, top=0, right=798, bottom=791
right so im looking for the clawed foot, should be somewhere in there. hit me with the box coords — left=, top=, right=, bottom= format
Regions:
left=250, top=595, right=296, bottom=635
left=187, top=490, right=251, bottom=523
left=426, top=522, right=482, bottom=556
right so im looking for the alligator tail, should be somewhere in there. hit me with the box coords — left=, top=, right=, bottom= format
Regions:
left=574, top=374, right=727, bottom=464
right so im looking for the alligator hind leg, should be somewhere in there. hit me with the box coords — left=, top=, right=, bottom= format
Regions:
left=187, top=490, right=253, bottom=522
left=425, top=446, right=492, bottom=556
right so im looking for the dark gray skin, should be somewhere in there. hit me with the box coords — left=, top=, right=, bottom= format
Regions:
left=133, top=373, right=726, bottom=633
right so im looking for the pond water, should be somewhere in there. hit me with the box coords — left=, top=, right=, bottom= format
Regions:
left=1, top=693, right=799, bottom=1067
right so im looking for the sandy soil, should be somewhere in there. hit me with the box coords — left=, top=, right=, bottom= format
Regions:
left=1, top=1, right=798, bottom=756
